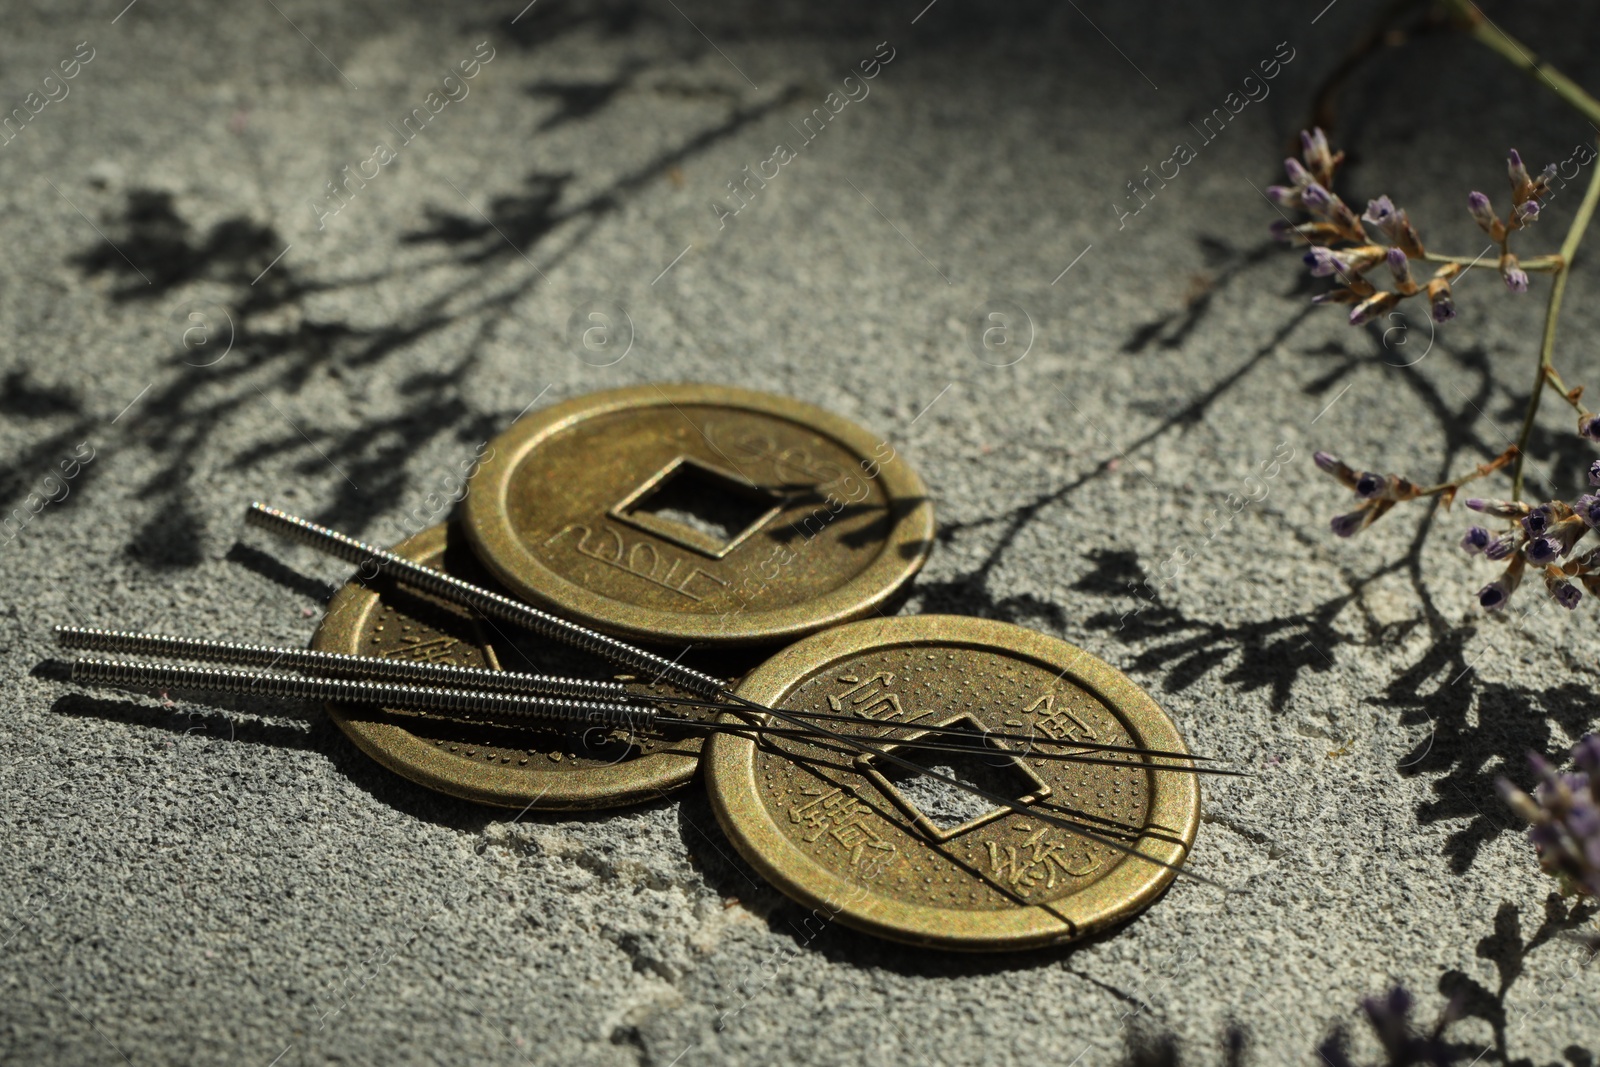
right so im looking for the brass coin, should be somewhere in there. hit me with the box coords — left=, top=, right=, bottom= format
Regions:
left=463, top=384, right=934, bottom=647
left=312, top=523, right=702, bottom=810
left=703, top=616, right=1200, bottom=950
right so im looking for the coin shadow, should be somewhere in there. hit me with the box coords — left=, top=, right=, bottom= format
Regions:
left=41, top=674, right=499, bottom=836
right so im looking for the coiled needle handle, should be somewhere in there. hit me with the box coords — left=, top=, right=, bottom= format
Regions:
left=55, top=626, right=628, bottom=702
left=71, top=658, right=655, bottom=733
left=244, top=503, right=726, bottom=699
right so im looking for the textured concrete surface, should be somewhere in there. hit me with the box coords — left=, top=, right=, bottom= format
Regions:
left=3, top=1, right=1599, bottom=1064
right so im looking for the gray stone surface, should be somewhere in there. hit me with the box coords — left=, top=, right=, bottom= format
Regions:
left=2, top=1, right=1599, bottom=1064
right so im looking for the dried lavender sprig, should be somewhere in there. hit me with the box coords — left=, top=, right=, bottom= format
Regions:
left=1316, top=986, right=1460, bottom=1067
left=1497, top=735, right=1600, bottom=897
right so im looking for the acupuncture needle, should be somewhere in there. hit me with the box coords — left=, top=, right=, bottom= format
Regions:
left=55, top=622, right=1212, bottom=764
left=244, top=504, right=1220, bottom=885
left=701, top=722, right=1247, bottom=776
left=629, top=696, right=1217, bottom=762
left=70, top=658, right=654, bottom=732
left=53, top=626, right=627, bottom=701
left=54, top=628, right=1231, bottom=773
left=244, top=502, right=1213, bottom=884
left=63, top=656, right=1237, bottom=780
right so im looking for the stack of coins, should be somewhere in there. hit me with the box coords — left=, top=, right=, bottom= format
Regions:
left=54, top=383, right=1207, bottom=951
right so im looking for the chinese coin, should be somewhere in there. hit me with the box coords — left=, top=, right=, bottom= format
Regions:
left=312, top=523, right=703, bottom=809
left=703, top=615, right=1200, bottom=950
left=462, top=384, right=934, bottom=647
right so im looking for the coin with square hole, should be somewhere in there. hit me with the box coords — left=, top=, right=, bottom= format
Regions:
left=464, top=384, right=935, bottom=647
left=312, top=523, right=703, bottom=809
left=703, top=615, right=1201, bottom=950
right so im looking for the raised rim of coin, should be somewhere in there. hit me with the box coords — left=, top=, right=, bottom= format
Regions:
left=313, top=523, right=701, bottom=810
left=462, top=383, right=935, bottom=647
left=703, top=615, right=1201, bottom=950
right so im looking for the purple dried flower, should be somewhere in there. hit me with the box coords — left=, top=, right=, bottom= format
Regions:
left=1302, top=182, right=1333, bottom=214
left=1460, top=526, right=1491, bottom=554
left=1576, top=494, right=1600, bottom=529
left=1283, top=157, right=1311, bottom=187
left=1484, top=533, right=1516, bottom=561
left=1313, top=451, right=1341, bottom=473
left=1468, top=190, right=1498, bottom=232
left=1331, top=511, right=1367, bottom=538
left=1350, top=290, right=1400, bottom=326
left=1266, top=185, right=1299, bottom=207
left=1424, top=276, right=1456, bottom=323
left=1527, top=516, right=1588, bottom=563
left=1553, top=581, right=1582, bottom=610
left=1502, top=260, right=1530, bottom=293
left=1361, top=195, right=1395, bottom=228
left=1521, top=503, right=1554, bottom=536
left=1590, top=459, right=1600, bottom=486
left=1302, top=128, right=1334, bottom=175
left=1460, top=526, right=1492, bottom=553
left=1479, top=555, right=1526, bottom=610
left=1580, top=414, right=1600, bottom=442
left=1386, top=247, right=1414, bottom=289
left=1304, top=246, right=1352, bottom=278
left=1526, top=536, right=1562, bottom=565
left=1364, top=196, right=1415, bottom=246
left=1508, top=148, right=1532, bottom=189
left=1355, top=471, right=1387, bottom=499
left=1317, top=985, right=1459, bottom=1066
left=1268, top=219, right=1295, bottom=242
left=1516, top=198, right=1541, bottom=224
left=1498, top=735, right=1600, bottom=897
left=1466, top=497, right=1530, bottom=519
left=1576, top=736, right=1600, bottom=775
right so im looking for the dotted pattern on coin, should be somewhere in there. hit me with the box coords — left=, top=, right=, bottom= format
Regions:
left=312, top=523, right=703, bottom=810
left=463, top=384, right=934, bottom=647
left=704, top=616, right=1200, bottom=951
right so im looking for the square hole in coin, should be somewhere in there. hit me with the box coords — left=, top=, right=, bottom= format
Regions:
left=611, top=457, right=783, bottom=559
left=861, top=716, right=1051, bottom=842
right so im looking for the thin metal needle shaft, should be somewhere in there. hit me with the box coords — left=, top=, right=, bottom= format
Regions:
left=244, top=504, right=1212, bottom=885
left=57, top=624, right=1217, bottom=767
left=715, top=689, right=1214, bottom=885
left=71, top=658, right=654, bottom=732
left=636, top=694, right=1215, bottom=761
left=244, top=503, right=727, bottom=698
left=661, top=718, right=1245, bottom=776
left=55, top=626, right=628, bottom=702
left=66, top=654, right=1232, bottom=777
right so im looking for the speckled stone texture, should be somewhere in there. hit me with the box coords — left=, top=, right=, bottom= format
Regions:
left=2, top=1, right=1598, bottom=1064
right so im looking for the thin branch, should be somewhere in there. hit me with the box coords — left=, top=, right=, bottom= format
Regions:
left=1417, top=445, right=1518, bottom=502
left=1443, top=0, right=1600, bottom=127
left=1512, top=139, right=1600, bottom=499
left=1422, top=251, right=1562, bottom=272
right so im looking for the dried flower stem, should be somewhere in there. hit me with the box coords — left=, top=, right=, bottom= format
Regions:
left=1421, top=251, right=1562, bottom=272
left=1444, top=0, right=1600, bottom=127
left=1543, top=366, right=1587, bottom=415
left=1426, top=1, right=1600, bottom=499
left=1418, top=445, right=1518, bottom=504
left=1512, top=151, right=1600, bottom=499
